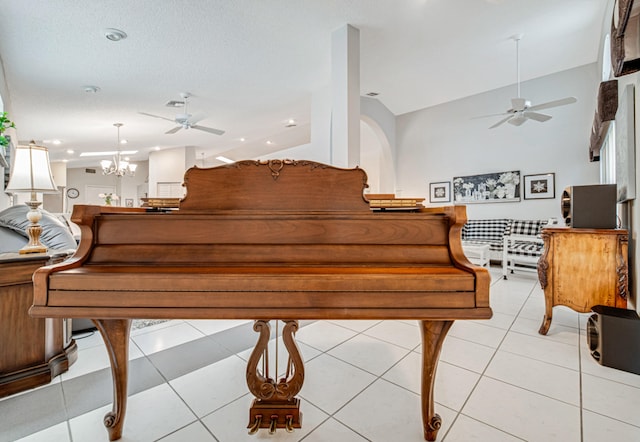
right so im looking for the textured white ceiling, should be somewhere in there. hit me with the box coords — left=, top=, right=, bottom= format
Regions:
left=0, top=0, right=609, bottom=166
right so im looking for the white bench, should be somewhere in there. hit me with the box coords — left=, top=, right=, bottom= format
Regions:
left=462, top=243, right=490, bottom=267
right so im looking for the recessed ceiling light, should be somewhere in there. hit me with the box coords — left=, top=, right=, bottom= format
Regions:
left=266, top=140, right=273, bottom=145
left=66, top=149, right=74, bottom=154
left=286, top=119, right=296, bottom=127
left=240, top=138, right=245, bottom=142
left=83, top=85, right=101, bottom=93
left=120, top=139, right=128, bottom=144
left=104, top=28, right=127, bottom=42
left=52, top=139, right=62, bottom=145
left=365, top=92, right=380, bottom=97
left=154, top=146, right=161, bottom=151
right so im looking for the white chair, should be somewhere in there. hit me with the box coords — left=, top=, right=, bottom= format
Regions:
left=502, top=220, right=547, bottom=279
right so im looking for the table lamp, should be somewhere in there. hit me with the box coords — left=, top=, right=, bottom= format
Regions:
left=6, top=141, right=58, bottom=254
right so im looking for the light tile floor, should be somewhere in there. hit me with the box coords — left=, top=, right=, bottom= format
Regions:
left=1, top=267, right=639, bottom=442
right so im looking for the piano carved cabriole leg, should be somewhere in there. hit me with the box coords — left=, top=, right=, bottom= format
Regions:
left=246, top=320, right=304, bottom=434
left=420, top=320, right=453, bottom=441
left=92, top=319, right=132, bottom=441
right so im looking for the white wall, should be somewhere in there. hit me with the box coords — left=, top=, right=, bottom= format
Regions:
left=361, top=96, right=396, bottom=194
left=360, top=122, right=381, bottom=193
left=396, top=63, right=600, bottom=221
left=258, top=142, right=330, bottom=164
left=148, top=147, right=195, bottom=197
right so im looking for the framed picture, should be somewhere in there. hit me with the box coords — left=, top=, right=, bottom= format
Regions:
left=452, top=170, right=520, bottom=204
left=429, top=181, right=451, bottom=203
left=125, top=198, right=134, bottom=208
left=524, top=173, right=555, bottom=200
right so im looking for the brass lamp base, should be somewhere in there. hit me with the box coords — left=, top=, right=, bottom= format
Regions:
left=19, top=201, right=47, bottom=254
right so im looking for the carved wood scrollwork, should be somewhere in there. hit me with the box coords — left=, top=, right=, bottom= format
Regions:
left=246, top=320, right=304, bottom=435
left=617, top=233, right=629, bottom=300
left=249, top=159, right=331, bottom=180
left=245, top=320, right=304, bottom=401
left=537, top=231, right=550, bottom=289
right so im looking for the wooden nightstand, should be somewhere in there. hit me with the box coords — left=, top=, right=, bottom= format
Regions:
left=537, top=228, right=628, bottom=335
left=0, top=251, right=77, bottom=398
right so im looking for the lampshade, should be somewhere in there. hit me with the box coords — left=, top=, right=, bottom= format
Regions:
left=6, top=141, right=58, bottom=192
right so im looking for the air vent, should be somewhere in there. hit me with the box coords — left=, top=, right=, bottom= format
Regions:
left=85, top=168, right=97, bottom=174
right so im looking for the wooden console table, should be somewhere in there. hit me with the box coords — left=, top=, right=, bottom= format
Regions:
left=537, top=228, right=628, bottom=335
left=0, top=251, right=77, bottom=398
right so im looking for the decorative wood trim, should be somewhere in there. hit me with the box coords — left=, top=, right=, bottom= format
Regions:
left=420, top=320, right=453, bottom=441
left=180, top=160, right=370, bottom=212
left=246, top=319, right=304, bottom=434
left=611, top=0, right=640, bottom=77
left=246, top=320, right=304, bottom=402
left=537, top=231, right=550, bottom=290
left=617, top=233, right=629, bottom=300
left=589, top=80, right=618, bottom=162
left=92, top=319, right=132, bottom=441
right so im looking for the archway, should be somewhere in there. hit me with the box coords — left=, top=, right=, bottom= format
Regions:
left=360, top=115, right=395, bottom=195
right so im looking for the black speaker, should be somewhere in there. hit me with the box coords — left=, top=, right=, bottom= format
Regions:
left=587, top=305, right=640, bottom=375
left=561, top=184, right=617, bottom=228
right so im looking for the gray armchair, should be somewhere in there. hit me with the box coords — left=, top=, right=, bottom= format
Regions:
left=0, top=205, right=77, bottom=254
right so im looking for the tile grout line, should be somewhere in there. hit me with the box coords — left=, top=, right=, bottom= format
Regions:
left=440, top=273, right=538, bottom=441
left=578, top=311, right=585, bottom=442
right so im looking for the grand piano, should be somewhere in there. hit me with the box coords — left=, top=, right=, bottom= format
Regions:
left=30, top=160, right=491, bottom=441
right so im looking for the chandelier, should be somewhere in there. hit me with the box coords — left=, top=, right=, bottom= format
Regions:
left=101, top=123, right=137, bottom=177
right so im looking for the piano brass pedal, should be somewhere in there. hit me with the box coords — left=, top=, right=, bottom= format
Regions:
left=269, top=416, right=277, bottom=434
left=285, top=415, right=294, bottom=433
left=248, top=415, right=262, bottom=435
left=247, top=398, right=302, bottom=435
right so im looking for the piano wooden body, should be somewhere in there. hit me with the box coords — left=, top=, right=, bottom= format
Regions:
left=31, top=160, right=491, bottom=441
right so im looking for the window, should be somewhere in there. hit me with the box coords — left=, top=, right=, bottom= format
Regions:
left=600, top=122, right=616, bottom=185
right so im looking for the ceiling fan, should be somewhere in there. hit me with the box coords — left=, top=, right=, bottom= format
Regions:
left=481, top=35, right=577, bottom=129
left=139, top=92, right=225, bottom=135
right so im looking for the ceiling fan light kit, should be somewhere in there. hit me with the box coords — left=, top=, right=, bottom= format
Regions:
left=482, top=34, right=577, bottom=129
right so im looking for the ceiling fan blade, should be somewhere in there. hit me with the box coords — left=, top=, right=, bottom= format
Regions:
left=139, top=112, right=175, bottom=122
left=527, top=97, right=577, bottom=112
left=165, top=126, right=182, bottom=134
left=508, top=115, right=528, bottom=126
left=524, top=111, right=552, bottom=122
left=472, top=111, right=512, bottom=120
left=489, top=115, right=513, bottom=129
left=192, top=125, right=225, bottom=136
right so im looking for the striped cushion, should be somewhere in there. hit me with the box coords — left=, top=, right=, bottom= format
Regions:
left=508, top=240, right=544, bottom=257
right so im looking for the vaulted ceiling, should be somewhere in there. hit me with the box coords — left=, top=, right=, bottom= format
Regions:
left=0, top=0, right=609, bottom=167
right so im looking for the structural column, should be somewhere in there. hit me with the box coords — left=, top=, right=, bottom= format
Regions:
left=331, top=24, right=360, bottom=168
